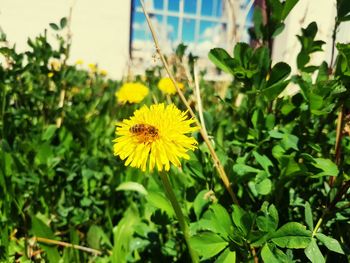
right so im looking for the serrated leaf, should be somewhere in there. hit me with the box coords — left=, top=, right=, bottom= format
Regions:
left=190, top=232, right=228, bottom=260
left=304, top=238, right=325, bottom=263
left=316, top=233, right=344, bottom=254
left=271, top=222, right=311, bottom=248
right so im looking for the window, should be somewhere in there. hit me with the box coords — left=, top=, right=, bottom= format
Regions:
left=130, top=0, right=253, bottom=76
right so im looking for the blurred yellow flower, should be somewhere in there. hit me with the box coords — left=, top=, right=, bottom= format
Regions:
left=75, top=59, right=84, bottom=65
left=48, top=72, right=54, bottom=78
left=115, top=82, right=149, bottom=104
left=158, top=77, right=184, bottom=95
left=113, top=103, right=198, bottom=171
left=99, top=69, right=108, bottom=76
left=88, top=63, right=97, bottom=73
left=49, top=59, right=61, bottom=71
left=71, top=86, right=81, bottom=95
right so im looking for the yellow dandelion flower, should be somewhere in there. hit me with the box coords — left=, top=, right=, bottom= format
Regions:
left=158, top=77, right=184, bottom=95
left=113, top=103, right=198, bottom=171
left=115, top=82, right=149, bottom=104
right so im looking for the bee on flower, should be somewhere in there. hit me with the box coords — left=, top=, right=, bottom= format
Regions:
left=158, top=77, right=184, bottom=95
left=115, top=82, right=149, bottom=104
left=113, top=103, right=198, bottom=171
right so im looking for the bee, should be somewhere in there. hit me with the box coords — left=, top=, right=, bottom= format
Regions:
left=129, top=124, right=159, bottom=141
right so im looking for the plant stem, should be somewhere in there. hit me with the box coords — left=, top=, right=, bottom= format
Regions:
left=140, top=0, right=239, bottom=205
left=159, top=171, right=199, bottom=263
left=312, top=216, right=323, bottom=237
left=34, top=236, right=102, bottom=255
left=329, top=20, right=338, bottom=70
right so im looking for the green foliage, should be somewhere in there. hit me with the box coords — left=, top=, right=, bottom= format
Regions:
left=1, top=1, right=350, bottom=262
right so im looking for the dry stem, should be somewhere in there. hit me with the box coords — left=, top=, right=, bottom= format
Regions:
left=34, top=236, right=102, bottom=255
left=140, top=0, right=239, bottom=205
left=193, top=64, right=208, bottom=139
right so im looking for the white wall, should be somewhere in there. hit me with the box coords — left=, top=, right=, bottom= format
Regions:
left=272, top=0, right=350, bottom=95
left=0, top=0, right=131, bottom=79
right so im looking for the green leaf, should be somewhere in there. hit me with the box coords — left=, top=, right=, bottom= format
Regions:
left=261, top=244, right=280, bottom=263
left=272, top=23, right=285, bottom=37
left=253, top=151, right=273, bottom=174
left=195, top=204, right=234, bottom=238
left=304, top=238, right=325, bottom=263
left=49, top=23, right=60, bottom=31
left=263, top=62, right=291, bottom=101
left=253, top=7, right=263, bottom=39
left=35, top=143, right=54, bottom=165
left=305, top=202, right=313, bottom=230
left=255, top=175, right=272, bottom=195
left=208, top=48, right=233, bottom=74
left=267, top=62, right=291, bottom=85
left=60, top=17, right=67, bottom=29
left=215, top=247, right=236, bottom=263
left=147, top=192, right=174, bottom=217
left=316, top=233, right=344, bottom=254
left=87, top=225, right=112, bottom=250
left=231, top=205, right=252, bottom=237
left=116, top=182, right=148, bottom=195
left=271, top=222, right=311, bottom=248
left=233, top=163, right=260, bottom=176
left=281, top=0, right=299, bottom=20
left=262, top=81, right=289, bottom=101
left=42, top=125, right=57, bottom=141
left=30, top=215, right=60, bottom=262
left=190, top=232, right=228, bottom=260
left=257, top=203, right=279, bottom=233
left=193, top=190, right=211, bottom=220
left=311, top=158, right=339, bottom=177
left=112, top=206, right=139, bottom=262
left=281, top=133, right=299, bottom=151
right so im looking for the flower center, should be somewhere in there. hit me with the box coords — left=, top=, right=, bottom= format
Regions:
left=129, top=123, right=159, bottom=143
